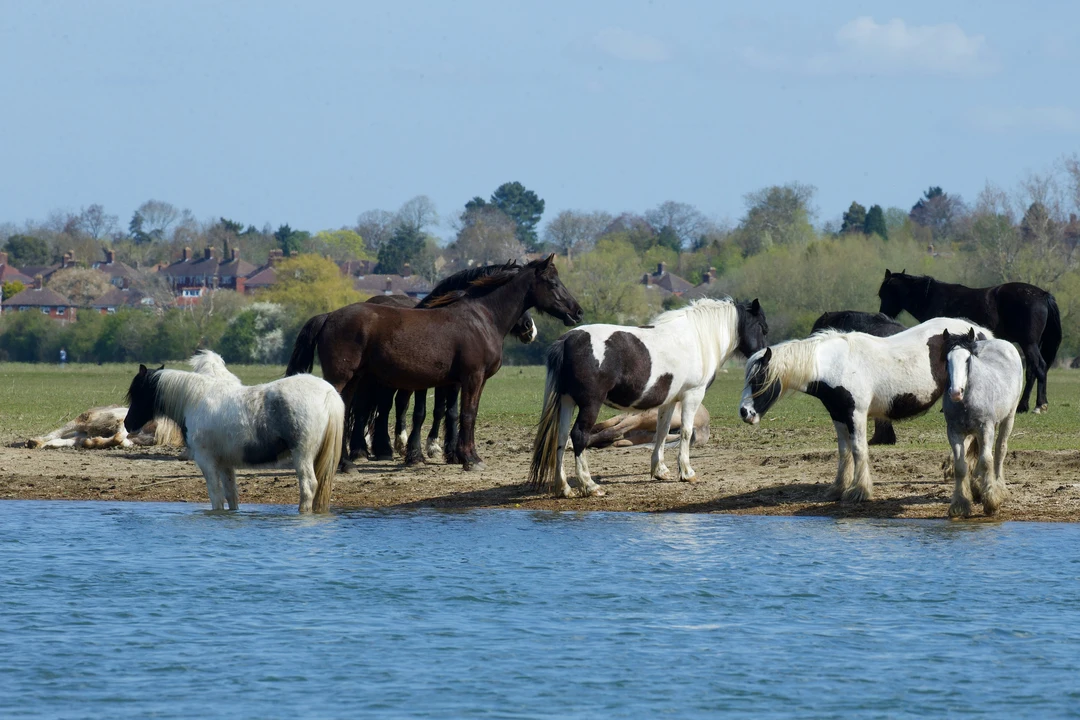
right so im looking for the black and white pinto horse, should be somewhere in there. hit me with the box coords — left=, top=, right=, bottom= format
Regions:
left=811, top=310, right=907, bottom=446
left=125, top=353, right=345, bottom=513
left=878, top=270, right=1061, bottom=413
left=530, top=298, right=768, bottom=498
left=941, top=328, right=1023, bottom=518
left=739, top=317, right=994, bottom=503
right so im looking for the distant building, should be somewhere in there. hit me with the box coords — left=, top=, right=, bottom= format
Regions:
left=91, top=249, right=139, bottom=288
left=1, top=276, right=76, bottom=323
left=86, top=284, right=154, bottom=314
left=0, top=251, right=34, bottom=287
left=157, top=246, right=258, bottom=304
left=350, top=263, right=432, bottom=298
left=681, top=267, right=724, bottom=301
left=641, top=261, right=693, bottom=298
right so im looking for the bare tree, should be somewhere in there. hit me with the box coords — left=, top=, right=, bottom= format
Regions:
left=644, top=201, right=710, bottom=248
left=133, top=200, right=182, bottom=241
left=396, top=195, right=439, bottom=234
left=77, top=204, right=119, bottom=240
left=355, top=209, right=397, bottom=253
left=450, top=206, right=524, bottom=266
left=543, top=209, right=612, bottom=260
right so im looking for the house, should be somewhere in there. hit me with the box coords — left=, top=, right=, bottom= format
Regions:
left=641, top=261, right=694, bottom=298
left=1, top=276, right=76, bottom=323
left=241, top=249, right=286, bottom=295
left=351, top=263, right=432, bottom=298
left=0, top=251, right=34, bottom=287
left=91, top=249, right=139, bottom=288
left=158, top=246, right=258, bottom=304
left=681, top=267, right=724, bottom=301
left=18, top=251, right=79, bottom=284
left=86, top=284, right=154, bottom=314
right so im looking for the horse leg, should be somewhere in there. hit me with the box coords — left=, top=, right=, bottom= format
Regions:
left=843, top=415, right=873, bottom=502
left=650, top=402, right=679, bottom=482
left=347, top=384, right=372, bottom=462
left=456, top=373, right=487, bottom=471
left=193, top=453, right=226, bottom=511
left=221, top=467, right=239, bottom=511
left=868, top=419, right=897, bottom=445
left=404, top=390, right=427, bottom=466
left=393, top=390, right=411, bottom=456
left=948, top=429, right=974, bottom=518
left=426, top=387, right=446, bottom=459
left=569, top=399, right=604, bottom=496
left=443, top=387, right=461, bottom=465
left=293, top=455, right=319, bottom=514
left=1029, top=343, right=1049, bottom=413
left=553, top=396, right=576, bottom=498
left=676, top=391, right=705, bottom=482
left=1016, top=345, right=1043, bottom=413
left=985, top=411, right=1015, bottom=515
left=370, top=387, right=395, bottom=461
left=825, top=421, right=853, bottom=501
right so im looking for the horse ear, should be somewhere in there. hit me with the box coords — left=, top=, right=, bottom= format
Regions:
left=901, top=268, right=906, bottom=275
left=942, top=329, right=950, bottom=341
left=967, top=327, right=976, bottom=341
left=884, top=269, right=892, bottom=279
left=157, top=364, right=165, bottom=371
left=763, top=347, right=772, bottom=362
left=751, top=298, right=760, bottom=313
left=542, top=253, right=555, bottom=268
left=976, top=332, right=987, bottom=341
left=138, top=364, right=148, bottom=375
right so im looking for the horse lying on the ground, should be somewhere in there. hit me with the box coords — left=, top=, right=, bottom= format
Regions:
left=26, top=407, right=184, bottom=449
left=941, top=328, right=1023, bottom=518
left=810, top=310, right=907, bottom=446
left=125, top=351, right=344, bottom=513
left=588, top=402, right=711, bottom=449
left=26, top=351, right=242, bottom=451
left=530, top=298, right=768, bottom=498
left=739, top=317, right=995, bottom=504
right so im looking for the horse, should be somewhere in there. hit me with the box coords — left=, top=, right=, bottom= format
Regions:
left=286, top=255, right=583, bottom=471
left=941, top=328, right=1023, bottom=518
left=877, top=270, right=1061, bottom=413
left=124, top=353, right=345, bottom=513
left=587, top=402, right=711, bottom=449
left=810, top=310, right=908, bottom=446
left=738, top=317, right=994, bottom=503
left=530, top=298, right=768, bottom=498
left=25, top=350, right=239, bottom=450
left=361, top=279, right=538, bottom=465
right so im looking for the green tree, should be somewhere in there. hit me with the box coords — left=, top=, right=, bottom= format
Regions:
left=489, top=181, right=545, bottom=251
left=563, top=238, right=650, bottom=324
left=733, top=183, right=817, bottom=256
left=840, top=202, right=867, bottom=234
left=2, top=280, right=25, bottom=301
left=0, top=310, right=57, bottom=361
left=654, top=225, right=682, bottom=252
left=307, top=229, right=370, bottom=263
left=863, top=205, right=888, bottom=239
left=274, top=224, right=310, bottom=257
left=376, top=225, right=426, bottom=274
left=257, top=254, right=363, bottom=324
left=3, top=234, right=52, bottom=266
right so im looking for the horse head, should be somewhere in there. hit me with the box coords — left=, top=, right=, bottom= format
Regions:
left=125, top=364, right=164, bottom=431
left=739, top=347, right=781, bottom=425
left=529, top=254, right=584, bottom=326
left=735, top=298, right=768, bottom=358
left=877, top=268, right=915, bottom=318
left=942, top=327, right=979, bottom=403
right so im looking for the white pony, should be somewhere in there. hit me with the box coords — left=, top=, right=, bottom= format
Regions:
left=941, top=328, right=1023, bottom=517
left=124, top=352, right=344, bottom=513
left=739, top=317, right=994, bottom=503
left=530, top=298, right=768, bottom=497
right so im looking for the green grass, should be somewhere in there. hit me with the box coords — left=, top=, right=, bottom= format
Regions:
left=2, top=362, right=1078, bottom=452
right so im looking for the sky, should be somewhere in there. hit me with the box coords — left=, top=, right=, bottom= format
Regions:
left=1, top=0, right=1078, bottom=240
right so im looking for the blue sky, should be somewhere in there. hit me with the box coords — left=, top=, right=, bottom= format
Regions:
left=1, top=0, right=1077, bottom=239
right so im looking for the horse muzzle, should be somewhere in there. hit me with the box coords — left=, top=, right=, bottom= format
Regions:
left=949, top=389, right=965, bottom=403
left=739, top=406, right=759, bottom=425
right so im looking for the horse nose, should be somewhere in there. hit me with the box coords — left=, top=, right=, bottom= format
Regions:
left=739, top=406, right=755, bottom=424
left=950, top=388, right=964, bottom=402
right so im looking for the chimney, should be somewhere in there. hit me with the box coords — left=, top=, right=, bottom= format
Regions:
left=657, top=262, right=666, bottom=276
left=384, top=277, right=393, bottom=294
left=0, top=251, right=7, bottom=266
left=235, top=276, right=246, bottom=294
left=269, top=249, right=283, bottom=266
left=34, top=274, right=43, bottom=290
left=705, top=266, right=717, bottom=284
left=121, top=277, right=130, bottom=290
left=182, top=247, right=191, bottom=261
left=402, top=262, right=412, bottom=277
left=231, top=248, right=239, bottom=262
left=62, top=252, right=72, bottom=268
left=642, top=273, right=651, bottom=287
left=105, top=249, right=115, bottom=264
left=204, top=247, right=214, bottom=260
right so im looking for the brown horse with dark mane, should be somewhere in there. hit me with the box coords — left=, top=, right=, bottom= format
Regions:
left=286, top=255, right=583, bottom=470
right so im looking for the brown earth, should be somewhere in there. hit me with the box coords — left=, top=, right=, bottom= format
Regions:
left=4, top=427, right=1080, bottom=521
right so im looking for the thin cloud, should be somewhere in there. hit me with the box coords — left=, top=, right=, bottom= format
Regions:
left=743, top=16, right=994, bottom=77
left=592, top=27, right=670, bottom=63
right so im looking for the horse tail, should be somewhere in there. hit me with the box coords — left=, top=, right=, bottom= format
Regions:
left=528, top=336, right=569, bottom=492
left=1041, top=293, right=1063, bottom=368
left=286, top=313, right=329, bottom=376
left=312, top=391, right=345, bottom=513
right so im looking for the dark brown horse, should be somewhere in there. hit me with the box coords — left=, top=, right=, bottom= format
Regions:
left=878, top=270, right=1062, bottom=413
left=286, top=255, right=583, bottom=470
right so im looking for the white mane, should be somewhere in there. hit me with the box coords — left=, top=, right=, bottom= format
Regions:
left=756, top=334, right=828, bottom=396
left=652, top=298, right=741, bottom=362
left=155, top=370, right=224, bottom=425
left=189, top=350, right=243, bottom=386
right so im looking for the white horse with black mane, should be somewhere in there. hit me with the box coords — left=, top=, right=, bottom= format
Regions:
left=530, top=298, right=769, bottom=498
left=739, top=317, right=994, bottom=503
left=124, top=351, right=344, bottom=513
left=941, top=328, right=1023, bottom=518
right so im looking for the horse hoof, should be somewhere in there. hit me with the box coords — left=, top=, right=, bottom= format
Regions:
left=680, top=473, right=698, bottom=483
left=824, top=485, right=844, bottom=501
left=1034, top=404, right=1047, bottom=415
left=841, top=487, right=871, bottom=503
left=404, top=452, right=426, bottom=466
left=587, top=487, right=606, bottom=497
left=374, top=453, right=394, bottom=462
left=463, top=461, right=486, bottom=472
left=1016, top=403, right=1030, bottom=414
left=949, top=501, right=972, bottom=518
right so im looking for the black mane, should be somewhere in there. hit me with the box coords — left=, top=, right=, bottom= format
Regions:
left=418, top=260, right=522, bottom=308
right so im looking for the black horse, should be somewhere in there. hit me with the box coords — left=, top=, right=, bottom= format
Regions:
left=810, top=310, right=908, bottom=445
left=877, top=270, right=1062, bottom=413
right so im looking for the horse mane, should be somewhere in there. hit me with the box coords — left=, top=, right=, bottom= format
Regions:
left=646, top=298, right=741, bottom=367
left=189, top=350, right=243, bottom=386
left=757, top=334, right=831, bottom=397
left=419, top=260, right=522, bottom=308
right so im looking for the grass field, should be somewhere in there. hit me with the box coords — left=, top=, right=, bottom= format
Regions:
left=2, top=361, right=1078, bottom=453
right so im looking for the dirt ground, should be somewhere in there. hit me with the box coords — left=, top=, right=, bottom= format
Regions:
left=3, top=425, right=1080, bottom=521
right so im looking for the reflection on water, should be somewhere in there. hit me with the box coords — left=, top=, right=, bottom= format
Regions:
left=1, top=501, right=1078, bottom=719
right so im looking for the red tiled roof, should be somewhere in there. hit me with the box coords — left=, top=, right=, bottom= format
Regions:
left=4, top=286, right=73, bottom=307
left=87, top=287, right=151, bottom=308
left=0, top=264, right=34, bottom=285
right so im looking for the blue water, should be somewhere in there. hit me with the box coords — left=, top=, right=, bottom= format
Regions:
left=2, top=503, right=1079, bottom=719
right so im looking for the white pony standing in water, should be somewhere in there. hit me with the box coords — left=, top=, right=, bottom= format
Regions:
left=941, top=328, right=1023, bottom=518
left=124, top=351, right=344, bottom=513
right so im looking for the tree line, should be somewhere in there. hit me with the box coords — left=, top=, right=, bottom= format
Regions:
left=4, top=157, right=1080, bottom=364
